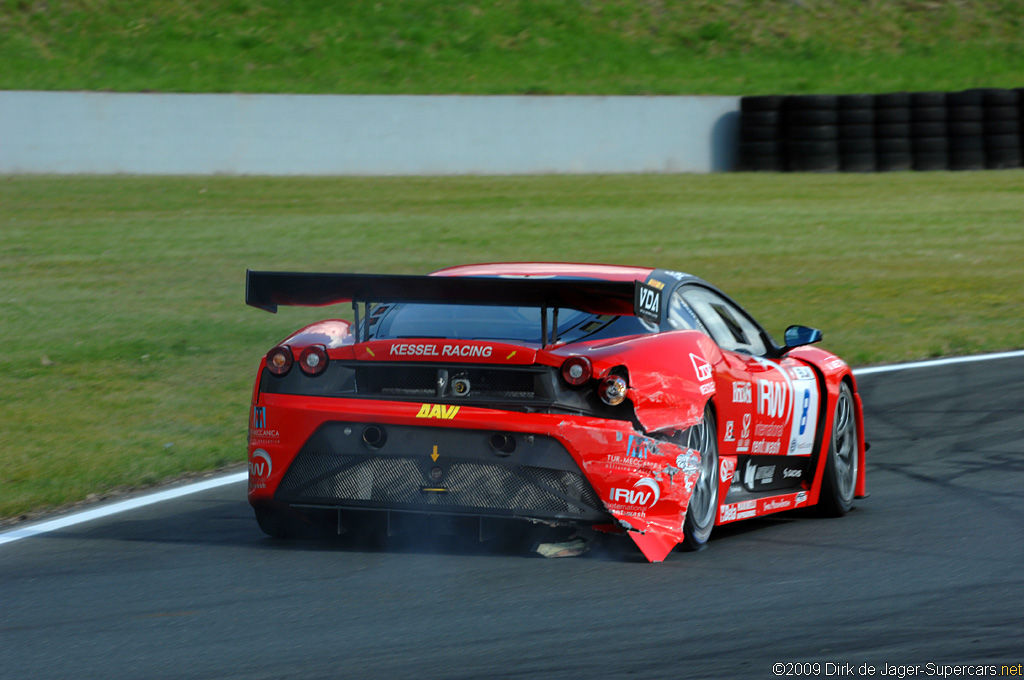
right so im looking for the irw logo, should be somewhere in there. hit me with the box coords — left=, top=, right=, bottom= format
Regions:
left=609, top=478, right=660, bottom=507
left=249, top=450, right=272, bottom=479
left=758, top=379, right=789, bottom=419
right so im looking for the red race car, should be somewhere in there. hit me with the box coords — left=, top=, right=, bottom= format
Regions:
left=245, top=263, right=866, bottom=562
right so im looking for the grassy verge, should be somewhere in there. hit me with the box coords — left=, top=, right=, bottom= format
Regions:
left=2, top=0, right=1022, bottom=94
left=2, top=171, right=1022, bottom=520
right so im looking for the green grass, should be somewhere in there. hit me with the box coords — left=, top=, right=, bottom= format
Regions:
left=2, top=0, right=1022, bottom=94
left=2, top=172, right=1023, bottom=520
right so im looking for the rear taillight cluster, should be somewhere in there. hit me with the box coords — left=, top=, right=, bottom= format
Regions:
left=560, top=356, right=629, bottom=406
left=265, top=345, right=329, bottom=377
left=560, top=356, right=592, bottom=386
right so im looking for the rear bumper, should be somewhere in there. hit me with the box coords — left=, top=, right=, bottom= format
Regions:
left=248, top=393, right=699, bottom=560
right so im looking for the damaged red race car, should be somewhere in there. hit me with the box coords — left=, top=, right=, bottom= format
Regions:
left=245, top=263, right=866, bottom=562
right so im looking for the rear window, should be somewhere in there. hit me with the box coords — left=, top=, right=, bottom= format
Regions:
left=366, top=303, right=653, bottom=345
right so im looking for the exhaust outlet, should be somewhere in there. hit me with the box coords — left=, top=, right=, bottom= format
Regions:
left=489, top=433, right=516, bottom=456
left=362, top=425, right=387, bottom=450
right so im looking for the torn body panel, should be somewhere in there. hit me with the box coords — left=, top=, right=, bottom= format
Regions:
left=571, top=330, right=720, bottom=436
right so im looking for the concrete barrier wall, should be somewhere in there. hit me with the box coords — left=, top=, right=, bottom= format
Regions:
left=0, top=91, right=740, bottom=175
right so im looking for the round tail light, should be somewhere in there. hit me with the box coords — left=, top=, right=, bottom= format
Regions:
left=598, top=375, right=628, bottom=406
left=298, top=345, right=329, bottom=376
left=266, top=346, right=294, bottom=376
left=561, top=356, right=593, bottom=386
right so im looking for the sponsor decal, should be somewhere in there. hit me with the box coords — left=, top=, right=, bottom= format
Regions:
left=752, top=439, right=782, bottom=454
left=751, top=356, right=821, bottom=458
left=724, top=421, right=735, bottom=442
left=661, top=270, right=689, bottom=281
left=720, top=458, right=736, bottom=484
left=627, top=435, right=653, bottom=460
left=676, top=450, right=700, bottom=475
left=745, top=463, right=776, bottom=487
left=825, top=356, right=847, bottom=372
left=690, top=354, right=713, bottom=383
left=249, top=450, right=272, bottom=478
left=736, top=413, right=752, bottom=452
left=249, top=449, right=272, bottom=489
left=389, top=343, right=494, bottom=358
left=798, top=388, right=811, bottom=436
left=783, top=467, right=803, bottom=478
left=754, top=422, right=785, bottom=438
left=732, top=381, right=752, bottom=404
left=250, top=408, right=280, bottom=443
left=416, top=404, right=461, bottom=420
left=609, top=478, right=661, bottom=508
left=721, top=498, right=759, bottom=523
left=648, top=279, right=665, bottom=290
left=795, top=491, right=808, bottom=506
left=737, top=500, right=757, bottom=518
left=635, top=282, right=661, bottom=323
left=761, top=498, right=792, bottom=512
left=787, top=365, right=815, bottom=381
left=758, top=379, right=790, bottom=419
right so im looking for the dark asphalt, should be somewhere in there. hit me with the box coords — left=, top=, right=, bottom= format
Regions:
left=2, top=357, right=1023, bottom=680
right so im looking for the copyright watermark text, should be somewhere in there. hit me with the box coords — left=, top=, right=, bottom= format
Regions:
left=772, top=663, right=1024, bottom=678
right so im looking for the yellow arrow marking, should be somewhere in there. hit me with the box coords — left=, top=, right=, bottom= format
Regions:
left=431, top=445, right=439, bottom=462
left=506, top=350, right=517, bottom=360
left=365, top=347, right=375, bottom=357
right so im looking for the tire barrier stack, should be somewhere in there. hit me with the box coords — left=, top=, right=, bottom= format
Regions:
left=738, top=95, right=785, bottom=171
left=910, top=92, right=947, bottom=171
left=838, top=94, right=875, bottom=172
left=739, top=88, right=1023, bottom=172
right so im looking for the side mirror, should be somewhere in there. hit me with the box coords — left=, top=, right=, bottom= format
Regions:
left=784, top=325, right=823, bottom=350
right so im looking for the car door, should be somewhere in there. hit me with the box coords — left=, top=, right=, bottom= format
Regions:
left=674, top=284, right=821, bottom=492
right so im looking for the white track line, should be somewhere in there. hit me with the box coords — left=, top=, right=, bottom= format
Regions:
left=2, top=349, right=1022, bottom=547
left=852, top=349, right=1024, bottom=376
left=0, top=472, right=247, bottom=546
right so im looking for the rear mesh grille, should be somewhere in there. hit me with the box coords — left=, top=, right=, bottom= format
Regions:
left=276, top=449, right=606, bottom=521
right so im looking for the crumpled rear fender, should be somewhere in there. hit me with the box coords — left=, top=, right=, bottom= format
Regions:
left=583, top=330, right=721, bottom=436
left=554, top=422, right=702, bottom=563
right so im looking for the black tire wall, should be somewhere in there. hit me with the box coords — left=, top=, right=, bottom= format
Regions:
left=738, top=88, right=1022, bottom=172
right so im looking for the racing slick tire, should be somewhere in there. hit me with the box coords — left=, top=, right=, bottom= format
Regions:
left=819, top=382, right=858, bottom=517
left=681, top=405, right=719, bottom=551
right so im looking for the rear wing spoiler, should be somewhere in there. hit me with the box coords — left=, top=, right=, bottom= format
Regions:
left=246, top=270, right=662, bottom=344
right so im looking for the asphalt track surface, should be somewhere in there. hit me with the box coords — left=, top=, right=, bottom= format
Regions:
left=2, top=356, right=1023, bottom=680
